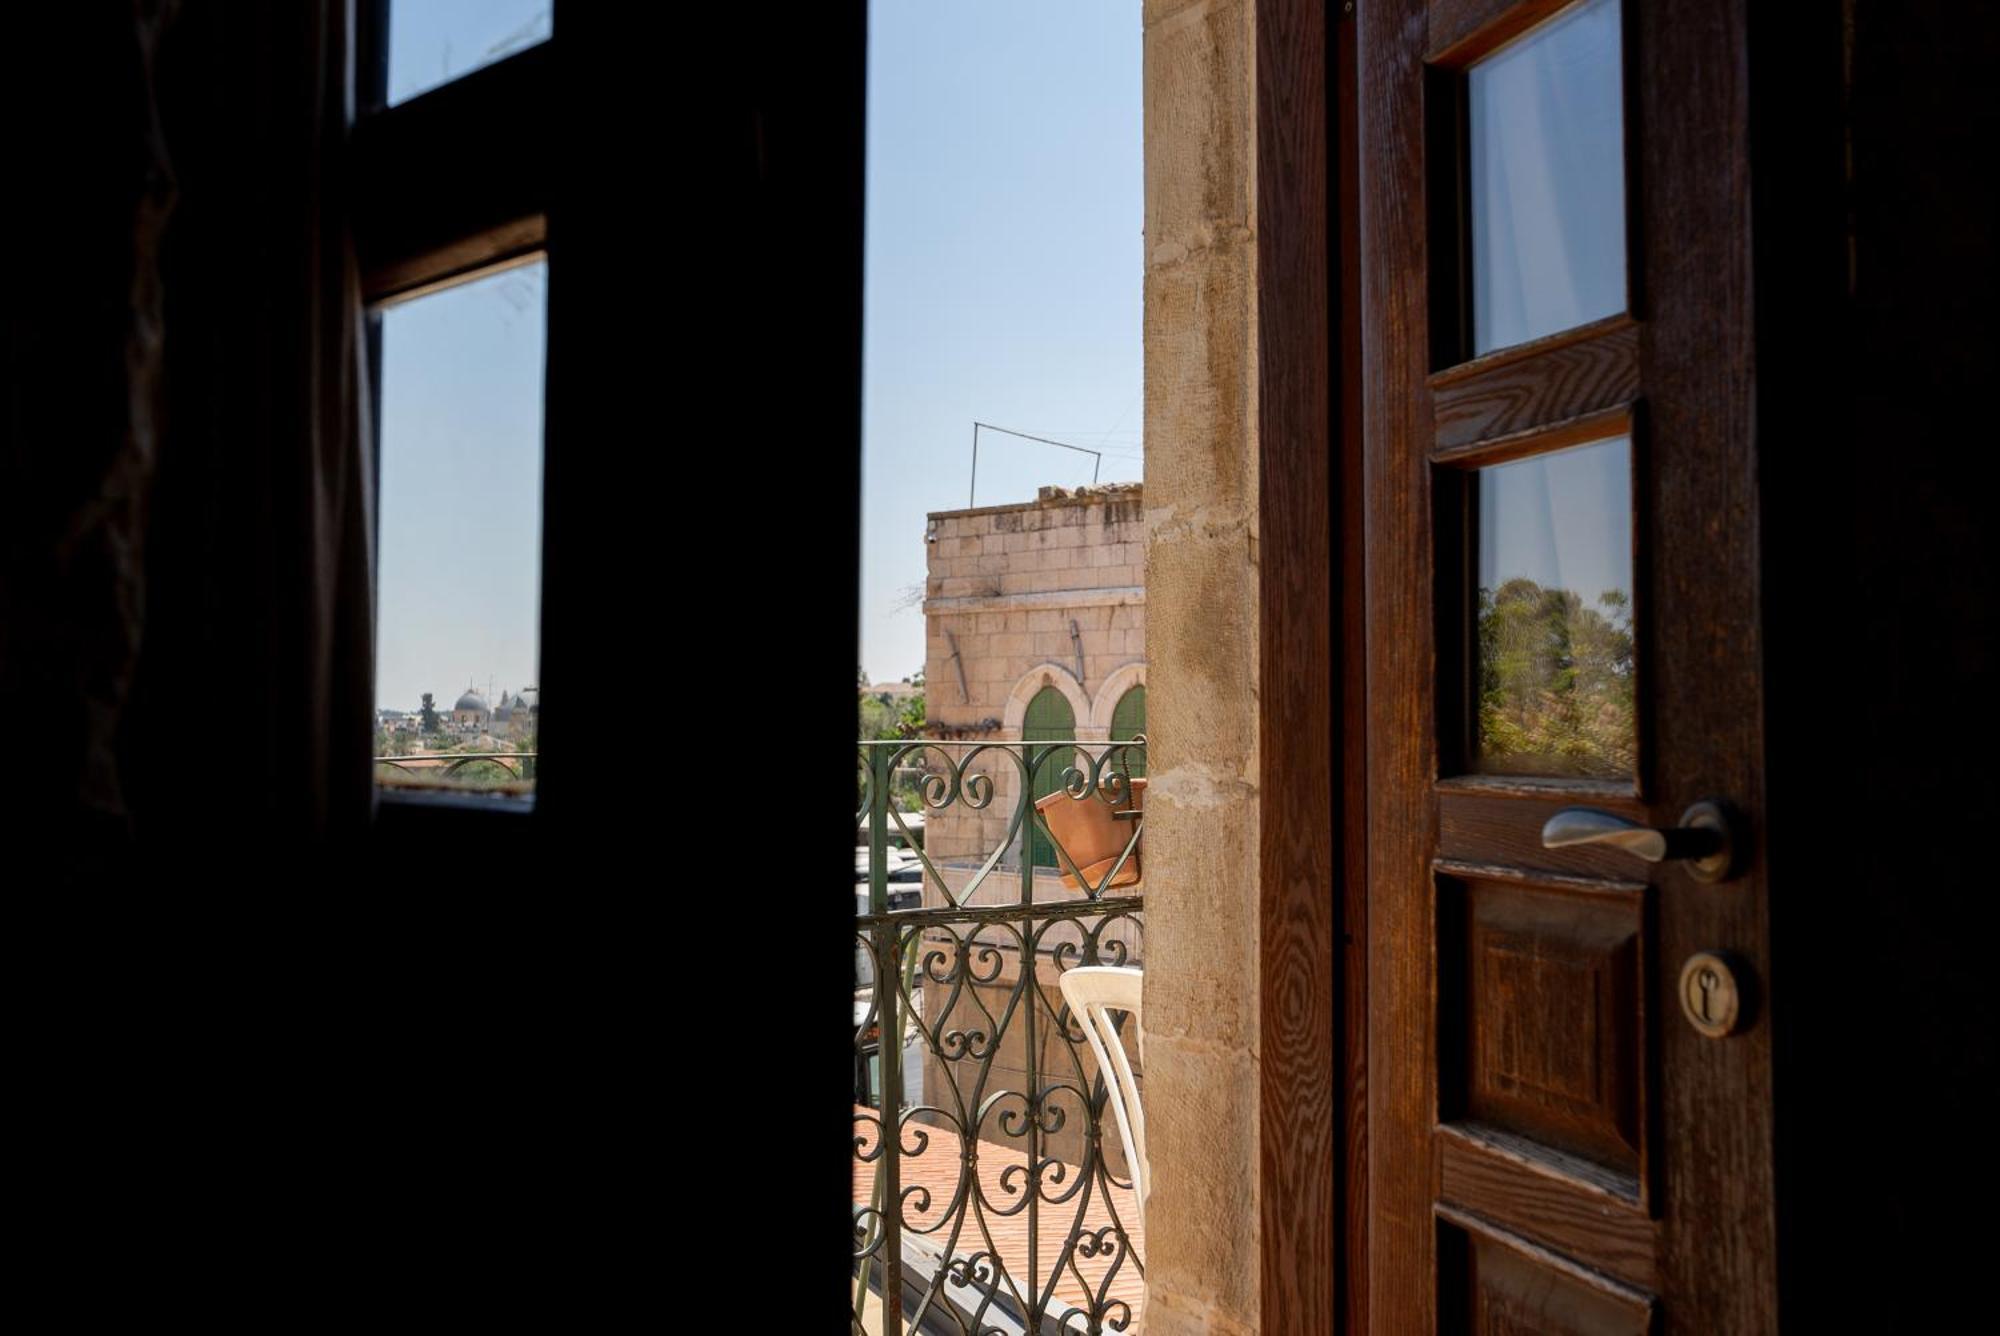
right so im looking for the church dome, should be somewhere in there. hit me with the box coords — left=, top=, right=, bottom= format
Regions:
left=493, top=698, right=513, bottom=721
left=454, top=688, right=489, bottom=713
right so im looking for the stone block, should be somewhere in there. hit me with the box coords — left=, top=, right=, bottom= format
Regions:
left=1138, top=1037, right=1259, bottom=1327
left=1144, top=0, right=1254, bottom=262
left=1076, top=606, right=1113, bottom=632
left=1146, top=542, right=1257, bottom=765
left=1144, top=251, right=1257, bottom=522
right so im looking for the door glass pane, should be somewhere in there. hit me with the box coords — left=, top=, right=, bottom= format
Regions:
left=387, top=0, right=552, bottom=107
left=1468, top=0, right=1626, bottom=355
left=1473, top=436, right=1634, bottom=778
left=373, top=259, right=546, bottom=795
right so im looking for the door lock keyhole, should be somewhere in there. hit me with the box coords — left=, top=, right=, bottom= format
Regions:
left=1679, top=951, right=1749, bottom=1038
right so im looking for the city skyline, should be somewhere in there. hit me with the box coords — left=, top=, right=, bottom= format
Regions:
left=376, top=677, right=536, bottom=715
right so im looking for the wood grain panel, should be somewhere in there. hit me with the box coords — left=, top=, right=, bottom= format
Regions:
left=1361, top=0, right=1438, bottom=1327
left=1440, top=875, right=1647, bottom=1180
left=1470, top=893, right=1640, bottom=1167
left=1428, top=0, right=1584, bottom=66
left=1431, top=320, right=1639, bottom=451
left=1438, top=1123, right=1660, bottom=1291
left=1334, top=10, right=1371, bottom=1332
left=1440, top=1207, right=1657, bottom=1335
left=1256, top=1, right=1337, bottom=1332
left=1632, top=0, right=1780, bottom=1325
left=1438, top=794, right=1651, bottom=879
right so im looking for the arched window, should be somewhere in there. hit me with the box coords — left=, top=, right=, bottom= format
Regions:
left=1022, top=684, right=1076, bottom=868
left=1110, top=684, right=1147, bottom=777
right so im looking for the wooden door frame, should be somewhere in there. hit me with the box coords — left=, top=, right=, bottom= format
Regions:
left=1256, top=2, right=1362, bottom=1332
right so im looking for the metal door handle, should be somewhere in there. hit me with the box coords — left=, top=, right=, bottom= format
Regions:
left=1540, top=799, right=1741, bottom=883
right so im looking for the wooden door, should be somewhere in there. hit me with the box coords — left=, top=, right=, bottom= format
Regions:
left=1360, top=0, right=1777, bottom=1330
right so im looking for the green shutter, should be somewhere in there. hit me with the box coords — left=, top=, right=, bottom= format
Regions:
left=1022, top=686, right=1076, bottom=868
left=1110, top=685, right=1147, bottom=778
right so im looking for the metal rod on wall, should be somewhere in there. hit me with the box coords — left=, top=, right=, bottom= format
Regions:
left=968, top=421, right=1105, bottom=508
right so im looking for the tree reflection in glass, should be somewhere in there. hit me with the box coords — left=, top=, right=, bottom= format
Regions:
left=1472, top=437, right=1635, bottom=779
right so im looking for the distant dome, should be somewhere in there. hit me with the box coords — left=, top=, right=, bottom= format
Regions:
left=454, top=689, right=489, bottom=714
left=493, top=698, right=513, bottom=721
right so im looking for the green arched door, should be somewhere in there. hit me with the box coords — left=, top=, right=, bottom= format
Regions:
left=1022, top=685, right=1075, bottom=868
left=1110, top=684, right=1147, bottom=778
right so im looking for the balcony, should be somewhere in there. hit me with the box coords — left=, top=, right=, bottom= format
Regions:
left=856, top=739, right=1146, bottom=1334
left=373, top=751, right=538, bottom=795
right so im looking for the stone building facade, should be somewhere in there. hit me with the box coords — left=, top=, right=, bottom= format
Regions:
left=915, top=481, right=1149, bottom=1174
left=921, top=481, right=1148, bottom=876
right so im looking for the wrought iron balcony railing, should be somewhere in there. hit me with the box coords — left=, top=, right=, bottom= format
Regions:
left=856, top=738, right=1145, bottom=1335
left=372, top=751, right=537, bottom=787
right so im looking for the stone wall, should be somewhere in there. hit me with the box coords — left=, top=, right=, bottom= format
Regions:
left=1140, top=0, right=1262, bottom=1331
left=922, top=483, right=1149, bottom=870
left=913, top=484, right=1152, bottom=1179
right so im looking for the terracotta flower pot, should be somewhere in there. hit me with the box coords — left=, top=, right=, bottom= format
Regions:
left=1034, top=777, right=1145, bottom=890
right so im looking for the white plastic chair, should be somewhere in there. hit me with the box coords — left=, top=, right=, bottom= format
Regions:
left=1058, top=965, right=1148, bottom=1227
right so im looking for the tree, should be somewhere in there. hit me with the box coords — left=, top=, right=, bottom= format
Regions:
left=1476, top=577, right=1634, bottom=777
left=419, top=691, right=441, bottom=734
left=896, top=686, right=925, bottom=736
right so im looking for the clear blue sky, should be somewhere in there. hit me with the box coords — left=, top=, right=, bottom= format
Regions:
left=860, top=0, right=1143, bottom=683
left=375, top=261, right=546, bottom=713
left=1478, top=436, right=1632, bottom=610
left=386, top=1, right=550, bottom=107
left=374, top=4, right=553, bottom=713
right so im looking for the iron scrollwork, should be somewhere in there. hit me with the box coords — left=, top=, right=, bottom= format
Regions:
left=856, top=739, right=1146, bottom=1333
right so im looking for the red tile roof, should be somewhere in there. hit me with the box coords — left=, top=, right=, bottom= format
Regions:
left=855, top=1105, right=1146, bottom=1329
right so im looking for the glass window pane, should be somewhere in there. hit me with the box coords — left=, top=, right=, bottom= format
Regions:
left=1472, top=436, right=1635, bottom=779
left=373, top=259, right=545, bottom=795
left=1468, top=0, right=1626, bottom=355
left=387, top=1, right=552, bottom=107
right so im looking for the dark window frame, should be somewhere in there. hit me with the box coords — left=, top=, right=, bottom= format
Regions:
left=352, top=0, right=553, bottom=827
